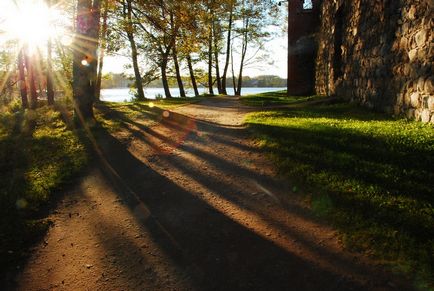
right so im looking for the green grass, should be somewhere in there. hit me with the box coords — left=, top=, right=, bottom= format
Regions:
left=0, top=105, right=87, bottom=274
left=240, top=90, right=321, bottom=106
left=245, top=102, right=434, bottom=287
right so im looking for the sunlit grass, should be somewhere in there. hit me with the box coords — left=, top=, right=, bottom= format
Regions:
left=245, top=102, right=434, bottom=285
left=240, top=90, right=321, bottom=106
left=0, top=105, right=86, bottom=272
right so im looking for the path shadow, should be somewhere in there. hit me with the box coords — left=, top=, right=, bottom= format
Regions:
left=85, top=103, right=415, bottom=290
left=90, top=124, right=369, bottom=290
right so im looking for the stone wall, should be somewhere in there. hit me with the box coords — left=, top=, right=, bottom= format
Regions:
left=315, top=0, right=434, bottom=123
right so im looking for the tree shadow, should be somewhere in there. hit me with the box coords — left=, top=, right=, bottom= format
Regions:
left=89, top=125, right=369, bottom=290
left=247, top=115, right=434, bottom=248
left=83, top=104, right=414, bottom=290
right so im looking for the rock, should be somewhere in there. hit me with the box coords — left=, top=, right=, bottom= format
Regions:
left=424, top=77, right=434, bottom=94
left=409, top=48, right=420, bottom=62
left=410, top=92, right=420, bottom=107
left=421, top=110, right=431, bottom=123
left=415, top=29, right=428, bottom=47
left=407, top=5, right=416, bottom=20
left=417, top=77, right=426, bottom=92
left=428, top=97, right=434, bottom=110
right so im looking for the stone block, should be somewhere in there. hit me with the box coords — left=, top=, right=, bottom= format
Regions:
left=408, top=49, right=418, bottom=61
left=424, top=76, right=434, bottom=93
left=428, top=96, right=434, bottom=110
left=410, top=92, right=420, bottom=107
left=400, top=37, right=408, bottom=50
left=417, top=77, right=426, bottom=91
left=415, top=29, right=428, bottom=47
left=421, top=109, right=431, bottom=122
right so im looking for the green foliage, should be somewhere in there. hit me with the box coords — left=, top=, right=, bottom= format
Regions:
left=0, top=106, right=87, bottom=273
left=245, top=102, right=434, bottom=285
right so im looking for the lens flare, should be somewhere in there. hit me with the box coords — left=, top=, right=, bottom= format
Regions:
left=0, top=0, right=67, bottom=52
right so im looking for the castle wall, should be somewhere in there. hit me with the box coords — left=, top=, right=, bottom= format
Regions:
left=315, top=0, right=433, bottom=122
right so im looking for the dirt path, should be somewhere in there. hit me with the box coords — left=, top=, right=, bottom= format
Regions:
left=12, top=96, right=412, bottom=290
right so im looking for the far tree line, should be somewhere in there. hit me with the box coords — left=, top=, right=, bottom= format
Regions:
left=101, top=73, right=287, bottom=90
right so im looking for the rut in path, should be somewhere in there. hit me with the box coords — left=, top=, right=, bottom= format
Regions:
left=13, top=97, right=412, bottom=290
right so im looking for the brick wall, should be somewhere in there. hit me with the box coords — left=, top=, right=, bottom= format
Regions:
left=315, top=0, right=433, bottom=122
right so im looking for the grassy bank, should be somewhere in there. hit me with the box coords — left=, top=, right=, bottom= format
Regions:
left=0, top=104, right=87, bottom=275
left=240, top=90, right=320, bottom=106
left=244, top=93, right=434, bottom=287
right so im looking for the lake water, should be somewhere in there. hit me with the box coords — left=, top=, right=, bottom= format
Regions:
left=100, top=87, right=286, bottom=102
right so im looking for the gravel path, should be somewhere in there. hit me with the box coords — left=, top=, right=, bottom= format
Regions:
left=13, top=96, right=412, bottom=290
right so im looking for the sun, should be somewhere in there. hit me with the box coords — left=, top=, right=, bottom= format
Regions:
left=0, top=0, right=61, bottom=52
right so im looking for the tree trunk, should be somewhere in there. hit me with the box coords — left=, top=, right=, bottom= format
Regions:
left=125, top=0, right=145, bottom=101
left=186, top=55, right=199, bottom=97
left=172, top=45, right=186, bottom=97
left=213, top=21, right=222, bottom=94
left=235, top=43, right=247, bottom=96
left=24, top=50, right=37, bottom=109
left=17, top=49, right=28, bottom=109
left=72, top=0, right=101, bottom=122
left=47, top=36, right=54, bottom=105
left=95, top=0, right=109, bottom=101
left=235, top=19, right=249, bottom=96
left=221, top=4, right=233, bottom=95
left=207, top=23, right=214, bottom=95
left=161, top=54, right=172, bottom=98
left=231, top=47, right=237, bottom=95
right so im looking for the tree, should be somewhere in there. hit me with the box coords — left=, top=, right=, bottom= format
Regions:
left=133, top=0, right=179, bottom=98
left=72, top=0, right=101, bottom=122
left=122, top=0, right=146, bottom=100
left=213, top=18, right=223, bottom=94
left=170, top=9, right=186, bottom=97
left=45, top=0, right=55, bottom=105
left=186, top=54, right=200, bottom=96
left=17, top=48, right=29, bottom=109
left=232, top=0, right=273, bottom=96
left=206, top=1, right=215, bottom=95
left=221, top=0, right=235, bottom=95
left=24, top=46, right=38, bottom=109
left=95, top=0, right=110, bottom=100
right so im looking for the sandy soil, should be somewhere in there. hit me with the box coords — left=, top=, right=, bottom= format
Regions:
left=10, top=96, right=412, bottom=290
